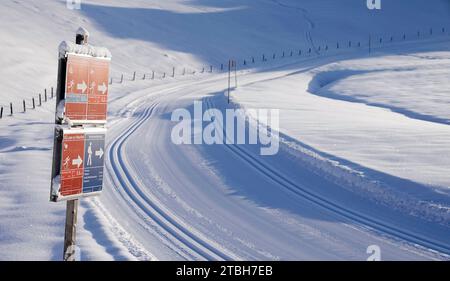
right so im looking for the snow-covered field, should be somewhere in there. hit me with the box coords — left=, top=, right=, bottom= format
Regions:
left=1, top=0, right=450, bottom=260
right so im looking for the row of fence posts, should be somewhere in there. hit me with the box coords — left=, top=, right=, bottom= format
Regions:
left=110, top=64, right=218, bottom=85
left=104, top=26, right=448, bottom=89
left=2, top=27, right=447, bottom=120
left=1, top=87, right=54, bottom=119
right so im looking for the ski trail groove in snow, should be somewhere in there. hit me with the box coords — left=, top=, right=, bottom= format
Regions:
left=106, top=83, right=237, bottom=260
left=204, top=96, right=450, bottom=257
left=268, top=0, right=318, bottom=54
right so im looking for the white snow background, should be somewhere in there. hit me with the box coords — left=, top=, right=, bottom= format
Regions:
left=1, top=0, right=450, bottom=260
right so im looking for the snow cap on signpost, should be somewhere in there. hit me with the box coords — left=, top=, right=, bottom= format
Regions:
left=76, top=27, right=89, bottom=45
left=58, top=28, right=111, bottom=59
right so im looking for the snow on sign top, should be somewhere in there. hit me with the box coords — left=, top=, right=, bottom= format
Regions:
left=76, top=27, right=90, bottom=37
left=58, top=41, right=112, bottom=59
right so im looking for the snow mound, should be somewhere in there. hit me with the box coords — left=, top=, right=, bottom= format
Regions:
left=59, top=41, right=111, bottom=59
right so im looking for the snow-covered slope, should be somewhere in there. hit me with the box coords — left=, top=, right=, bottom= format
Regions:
left=1, top=0, right=450, bottom=261
left=1, top=0, right=449, bottom=107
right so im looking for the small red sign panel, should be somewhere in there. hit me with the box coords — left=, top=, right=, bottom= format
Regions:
left=65, top=54, right=110, bottom=122
left=88, top=59, right=109, bottom=120
left=60, top=133, right=85, bottom=197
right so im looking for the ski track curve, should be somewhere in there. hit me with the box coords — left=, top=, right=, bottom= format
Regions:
left=106, top=79, right=239, bottom=261
left=204, top=91, right=450, bottom=258
left=101, top=39, right=450, bottom=260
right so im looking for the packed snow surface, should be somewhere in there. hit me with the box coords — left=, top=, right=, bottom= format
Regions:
left=1, top=0, right=450, bottom=260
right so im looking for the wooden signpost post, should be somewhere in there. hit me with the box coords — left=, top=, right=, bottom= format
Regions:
left=50, top=28, right=111, bottom=261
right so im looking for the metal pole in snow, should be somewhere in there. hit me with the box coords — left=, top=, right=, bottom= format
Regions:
left=234, top=60, right=237, bottom=88
left=227, top=59, right=231, bottom=104
left=64, top=199, right=78, bottom=261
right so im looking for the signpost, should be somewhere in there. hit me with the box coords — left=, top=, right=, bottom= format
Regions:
left=50, top=27, right=111, bottom=261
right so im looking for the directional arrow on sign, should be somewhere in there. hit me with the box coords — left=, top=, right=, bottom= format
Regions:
left=98, top=83, right=107, bottom=95
left=77, top=81, right=87, bottom=93
left=95, top=148, right=104, bottom=159
left=72, top=155, right=83, bottom=168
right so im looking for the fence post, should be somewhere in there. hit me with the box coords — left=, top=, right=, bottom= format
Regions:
left=120, top=74, right=124, bottom=83
left=221, top=64, right=224, bottom=71
left=23, top=100, right=26, bottom=113
left=32, top=98, right=35, bottom=109
left=152, top=71, right=155, bottom=80
left=10, top=102, right=13, bottom=115
left=163, top=72, right=166, bottom=78
left=0, top=106, right=3, bottom=119
left=39, top=94, right=42, bottom=106
left=290, top=51, right=293, bottom=57
left=252, top=57, right=255, bottom=63
left=210, top=65, right=213, bottom=73
left=234, top=60, right=237, bottom=88
left=243, top=60, right=246, bottom=66
left=282, top=51, right=285, bottom=58
left=172, top=67, right=175, bottom=77
left=142, top=73, right=146, bottom=80
left=227, top=60, right=231, bottom=104
left=132, top=71, right=136, bottom=81
left=273, top=53, right=276, bottom=59
left=51, top=87, right=54, bottom=98
left=45, top=89, right=48, bottom=102
left=403, top=34, right=406, bottom=40
left=337, top=42, right=339, bottom=49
